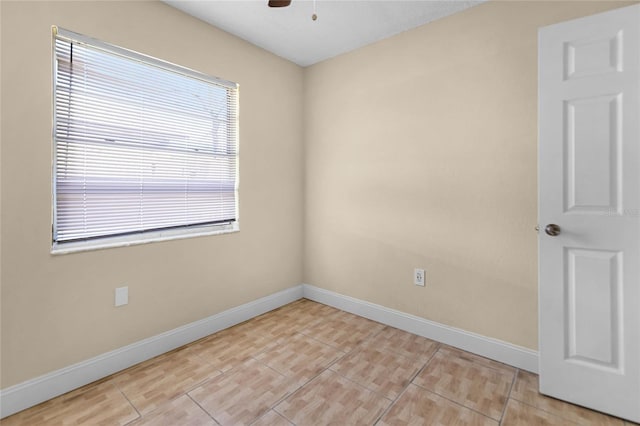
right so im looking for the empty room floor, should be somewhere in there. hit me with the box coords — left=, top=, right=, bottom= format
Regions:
left=2, top=299, right=632, bottom=425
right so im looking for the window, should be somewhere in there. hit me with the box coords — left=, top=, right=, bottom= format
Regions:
left=52, top=27, right=239, bottom=253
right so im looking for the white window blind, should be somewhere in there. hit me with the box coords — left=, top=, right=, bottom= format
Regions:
left=52, top=27, right=239, bottom=250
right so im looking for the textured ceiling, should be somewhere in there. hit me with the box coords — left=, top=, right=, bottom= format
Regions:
left=163, top=1, right=483, bottom=67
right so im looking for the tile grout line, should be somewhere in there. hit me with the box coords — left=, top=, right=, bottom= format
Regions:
left=179, top=368, right=226, bottom=397
left=115, top=384, right=142, bottom=425
left=374, top=339, right=442, bottom=425
left=372, top=343, right=442, bottom=425
left=186, top=393, right=221, bottom=425
left=324, top=366, right=394, bottom=403
left=190, top=353, right=303, bottom=426
left=248, top=408, right=295, bottom=426
left=412, top=383, right=500, bottom=424
left=110, top=342, right=227, bottom=420
left=508, top=396, right=588, bottom=425
left=442, top=346, right=517, bottom=376
left=188, top=356, right=299, bottom=426
left=372, top=382, right=414, bottom=426
left=362, top=337, right=442, bottom=365
left=504, top=369, right=599, bottom=424
left=296, top=321, right=385, bottom=353
left=248, top=357, right=306, bottom=422
left=498, top=367, right=519, bottom=425
left=297, top=329, right=351, bottom=351
left=327, top=344, right=432, bottom=400
left=273, top=365, right=392, bottom=426
left=410, top=347, right=502, bottom=423
left=252, top=347, right=345, bottom=386
left=265, top=325, right=393, bottom=425
left=264, top=339, right=353, bottom=415
left=316, top=329, right=399, bottom=400
left=272, top=405, right=297, bottom=426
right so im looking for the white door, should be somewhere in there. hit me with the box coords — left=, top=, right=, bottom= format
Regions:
left=539, top=4, right=640, bottom=422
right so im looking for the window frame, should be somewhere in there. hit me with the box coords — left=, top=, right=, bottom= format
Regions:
left=51, top=26, right=240, bottom=255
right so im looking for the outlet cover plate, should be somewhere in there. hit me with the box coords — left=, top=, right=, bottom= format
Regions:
left=115, top=286, right=128, bottom=307
left=414, top=268, right=425, bottom=286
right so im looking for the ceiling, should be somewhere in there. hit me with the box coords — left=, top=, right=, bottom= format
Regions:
left=163, top=1, right=483, bottom=67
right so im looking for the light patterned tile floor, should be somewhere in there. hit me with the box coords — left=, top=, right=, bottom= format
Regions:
left=1, top=299, right=631, bottom=425
left=128, top=395, right=216, bottom=426
left=508, top=370, right=624, bottom=426
left=275, top=369, right=391, bottom=425
left=188, top=358, right=298, bottom=426
left=378, top=384, right=498, bottom=426
left=412, top=345, right=516, bottom=421
left=299, top=309, right=386, bottom=352
left=111, top=345, right=221, bottom=416
left=256, top=332, right=344, bottom=385
left=1, top=379, right=139, bottom=426
left=362, top=326, right=440, bottom=363
left=251, top=410, right=294, bottom=426
left=329, top=344, right=425, bottom=399
left=190, top=326, right=276, bottom=373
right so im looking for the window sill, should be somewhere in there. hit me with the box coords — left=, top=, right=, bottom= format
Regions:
left=51, top=222, right=239, bottom=255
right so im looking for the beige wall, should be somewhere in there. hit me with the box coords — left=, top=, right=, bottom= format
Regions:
left=0, top=1, right=304, bottom=388
left=303, top=0, right=633, bottom=351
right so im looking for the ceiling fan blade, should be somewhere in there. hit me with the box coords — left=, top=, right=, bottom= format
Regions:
left=268, top=0, right=291, bottom=7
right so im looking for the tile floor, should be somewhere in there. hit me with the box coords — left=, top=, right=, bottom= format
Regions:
left=2, top=299, right=635, bottom=425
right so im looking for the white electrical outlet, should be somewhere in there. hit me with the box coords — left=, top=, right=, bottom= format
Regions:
left=115, top=286, right=128, bottom=307
left=414, top=268, right=425, bottom=286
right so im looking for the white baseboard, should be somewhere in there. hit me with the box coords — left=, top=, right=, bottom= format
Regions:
left=1, top=283, right=539, bottom=419
left=0, top=285, right=304, bottom=419
left=302, top=284, right=539, bottom=374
